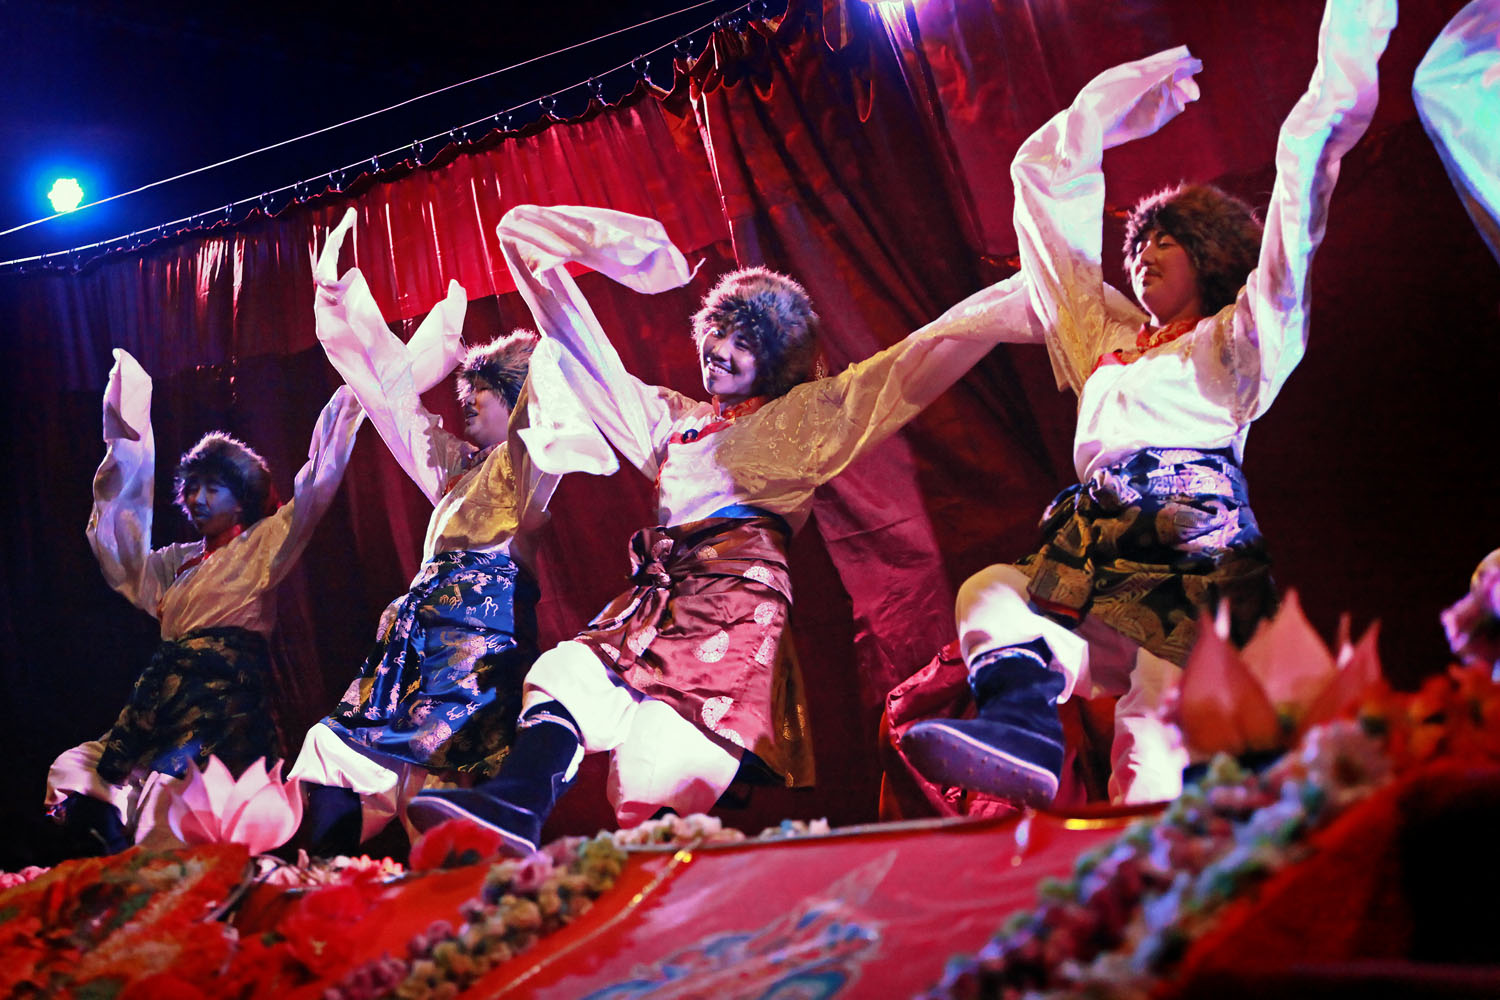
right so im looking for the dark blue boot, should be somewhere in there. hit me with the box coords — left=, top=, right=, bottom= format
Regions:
left=406, top=701, right=580, bottom=857
left=53, top=792, right=131, bottom=856
left=903, top=642, right=1065, bottom=809
left=300, top=783, right=364, bottom=857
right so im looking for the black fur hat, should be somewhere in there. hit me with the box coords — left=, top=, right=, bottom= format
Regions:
left=458, top=329, right=539, bottom=408
left=175, top=432, right=274, bottom=526
left=1124, top=184, right=1263, bottom=316
left=691, top=267, right=820, bottom=399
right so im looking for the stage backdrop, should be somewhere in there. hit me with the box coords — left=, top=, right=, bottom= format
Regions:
left=1, top=0, right=1494, bottom=869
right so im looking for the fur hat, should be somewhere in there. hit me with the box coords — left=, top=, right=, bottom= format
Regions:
left=458, top=329, right=539, bottom=408
left=1124, top=184, right=1262, bottom=316
left=691, top=267, right=820, bottom=399
left=175, top=432, right=274, bottom=526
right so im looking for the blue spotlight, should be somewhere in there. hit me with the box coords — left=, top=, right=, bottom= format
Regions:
left=48, top=178, right=85, bottom=213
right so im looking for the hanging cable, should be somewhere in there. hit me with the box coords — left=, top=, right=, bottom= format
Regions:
left=0, top=0, right=735, bottom=241
left=0, top=0, right=767, bottom=269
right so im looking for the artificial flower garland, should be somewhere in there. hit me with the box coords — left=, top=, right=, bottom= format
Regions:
left=921, top=662, right=1500, bottom=999
left=323, top=833, right=627, bottom=1000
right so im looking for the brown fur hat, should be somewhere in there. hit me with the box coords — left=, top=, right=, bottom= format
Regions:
left=691, top=267, right=820, bottom=399
left=459, top=329, right=539, bottom=408
left=1124, top=183, right=1262, bottom=315
left=175, top=432, right=274, bottom=526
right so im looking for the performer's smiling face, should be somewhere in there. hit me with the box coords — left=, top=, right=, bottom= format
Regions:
left=1130, top=229, right=1203, bottom=327
left=699, top=327, right=759, bottom=404
left=182, top=474, right=243, bottom=537
left=460, top=379, right=511, bottom=450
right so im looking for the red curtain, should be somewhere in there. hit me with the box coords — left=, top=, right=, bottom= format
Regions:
left=2, top=0, right=1496, bottom=869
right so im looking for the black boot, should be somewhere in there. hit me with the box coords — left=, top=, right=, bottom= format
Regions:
left=406, top=701, right=581, bottom=857
left=299, top=783, right=364, bottom=858
left=903, top=641, right=1066, bottom=809
left=52, top=792, right=131, bottom=856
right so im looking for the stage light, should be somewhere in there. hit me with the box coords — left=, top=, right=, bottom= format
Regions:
left=47, top=178, right=84, bottom=213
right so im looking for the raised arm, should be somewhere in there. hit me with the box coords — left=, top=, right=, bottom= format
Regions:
left=258, top=384, right=365, bottom=584
left=1011, top=48, right=1200, bottom=394
left=766, top=273, right=1037, bottom=484
left=86, top=349, right=171, bottom=615
left=1239, top=0, right=1395, bottom=417
left=313, top=209, right=469, bottom=504
left=497, top=204, right=698, bottom=479
left=1413, top=0, right=1500, bottom=266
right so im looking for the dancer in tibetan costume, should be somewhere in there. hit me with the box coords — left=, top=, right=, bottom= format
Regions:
left=904, top=0, right=1395, bottom=806
left=406, top=203, right=1036, bottom=854
left=1417, top=0, right=1500, bottom=672
left=46, top=351, right=364, bottom=853
left=288, top=210, right=603, bottom=853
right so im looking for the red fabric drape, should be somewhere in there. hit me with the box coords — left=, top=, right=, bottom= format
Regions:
left=2, top=0, right=1498, bottom=869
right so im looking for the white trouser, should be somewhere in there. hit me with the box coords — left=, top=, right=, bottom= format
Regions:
left=523, top=640, right=743, bottom=827
left=287, top=724, right=432, bottom=844
left=45, top=740, right=225, bottom=847
left=955, top=564, right=1187, bottom=804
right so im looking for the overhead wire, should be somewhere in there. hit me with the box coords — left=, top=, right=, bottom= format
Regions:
left=0, top=0, right=753, bottom=263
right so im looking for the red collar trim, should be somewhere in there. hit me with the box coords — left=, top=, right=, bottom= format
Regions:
left=712, top=395, right=768, bottom=420
left=1135, top=318, right=1198, bottom=352
left=1092, top=318, right=1200, bottom=374
left=670, top=396, right=768, bottom=446
left=204, top=523, right=245, bottom=553
left=175, top=523, right=245, bottom=579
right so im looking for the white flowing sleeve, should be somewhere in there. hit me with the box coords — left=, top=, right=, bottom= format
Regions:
left=1010, top=48, right=1200, bottom=394
left=498, top=204, right=700, bottom=480
left=1237, top=0, right=1395, bottom=419
left=86, top=348, right=171, bottom=616
left=1413, top=0, right=1500, bottom=266
left=263, top=385, right=366, bottom=585
left=313, top=209, right=469, bottom=504
left=766, top=273, right=1038, bottom=485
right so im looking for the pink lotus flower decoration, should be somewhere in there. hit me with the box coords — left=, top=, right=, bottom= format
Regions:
left=1177, top=590, right=1382, bottom=758
left=162, top=756, right=303, bottom=855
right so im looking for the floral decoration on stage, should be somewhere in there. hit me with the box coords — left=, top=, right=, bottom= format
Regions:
left=0, top=820, right=626, bottom=999
left=609, top=811, right=832, bottom=848
left=0, top=842, right=252, bottom=999
left=157, top=756, right=303, bottom=854
left=923, top=598, right=1500, bottom=1000
left=323, top=831, right=626, bottom=1000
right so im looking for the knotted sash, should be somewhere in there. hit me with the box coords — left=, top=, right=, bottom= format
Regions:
left=1021, top=447, right=1275, bottom=666
left=576, top=512, right=813, bottom=786
left=326, top=548, right=539, bottom=777
left=96, top=626, right=275, bottom=783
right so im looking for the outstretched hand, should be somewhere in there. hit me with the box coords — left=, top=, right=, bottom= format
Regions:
left=408, top=280, right=468, bottom=394
left=314, top=207, right=359, bottom=295
left=102, top=348, right=150, bottom=442
left=1076, top=46, right=1202, bottom=151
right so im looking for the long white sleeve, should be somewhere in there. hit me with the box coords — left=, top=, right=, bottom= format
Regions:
left=1010, top=47, right=1200, bottom=394
left=313, top=209, right=469, bottom=505
left=263, top=386, right=366, bottom=582
left=1239, top=0, right=1395, bottom=418
left=497, top=204, right=700, bottom=480
left=1413, top=0, right=1500, bottom=266
left=86, top=349, right=172, bottom=616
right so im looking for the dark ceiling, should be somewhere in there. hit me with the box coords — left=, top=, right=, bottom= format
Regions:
left=0, top=0, right=763, bottom=265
